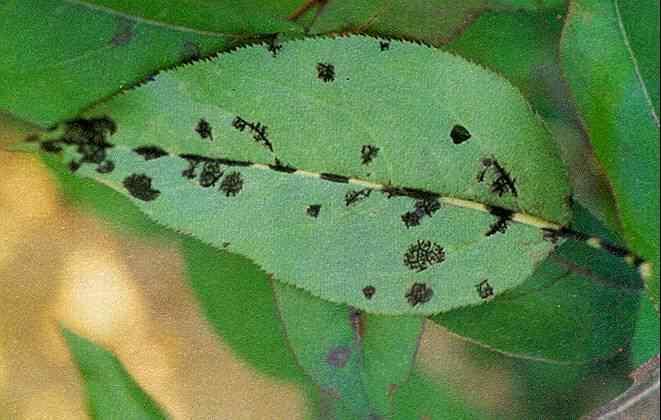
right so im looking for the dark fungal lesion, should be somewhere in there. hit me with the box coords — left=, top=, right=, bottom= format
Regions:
left=405, top=283, right=433, bottom=307
left=360, top=144, right=379, bottom=165
left=133, top=145, right=168, bottom=161
left=400, top=197, right=441, bottom=228
left=450, top=124, right=471, bottom=144
left=195, top=118, right=213, bottom=141
left=269, top=158, right=297, bottom=173
left=219, top=171, right=244, bottom=196
left=198, top=161, right=224, bottom=188
left=316, top=62, right=335, bottom=82
left=38, top=117, right=117, bottom=175
left=320, top=173, right=349, bottom=183
left=231, top=116, right=273, bottom=151
left=306, top=204, right=321, bottom=218
left=362, top=286, right=376, bottom=300
left=477, top=157, right=518, bottom=197
left=344, top=188, right=372, bottom=206
left=403, top=240, right=446, bottom=272
left=485, top=205, right=514, bottom=236
left=379, top=40, right=390, bottom=51
left=475, top=280, right=494, bottom=299
left=122, top=173, right=160, bottom=202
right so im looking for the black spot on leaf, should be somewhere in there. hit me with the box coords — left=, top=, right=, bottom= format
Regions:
left=401, top=198, right=441, bottom=228
left=450, top=125, right=471, bottom=144
left=195, top=118, right=213, bottom=141
left=401, top=211, right=422, bottom=228
left=320, top=173, right=349, bottom=183
left=403, top=240, right=446, bottom=272
left=485, top=206, right=513, bottom=236
left=199, top=161, right=224, bottom=188
left=316, top=62, right=335, bottom=82
left=133, top=145, right=168, bottom=160
left=405, top=283, right=433, bottom=307
left=477, top=157, right=518, bottom=197
left=219, top=171, right=243, bottom=196
left=232, top=116, right=273, bottom=151
left=344, top=189, right=372, bottom=206
left=266, top=37, right=282, bottom=57
left=123, top=174, right=160, bottom=202
left=362, top=286, right=376, bottom=300
left=476, top=280, right=494, bottom=299
left=307, top=204, right=321, bottom=218
left=360, top=144, right=379, bottom=165
left=96, top=160, right=115, bottom=174
left=379, top=41, right=390, bottom=51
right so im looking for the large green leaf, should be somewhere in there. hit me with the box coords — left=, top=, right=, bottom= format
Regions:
left=560, top=0, right=660, bottom=310
left=22, top=36, right=571, bottom=315
left=62, top=328, right=169, bottom=419
left=0, top=0, right=230, bottom=126
left=274, top=282, right=423, bottom=417
left=432, top=205, right=640, bottom=363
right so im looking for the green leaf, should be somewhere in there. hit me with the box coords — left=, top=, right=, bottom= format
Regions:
left=432, top=205, right=640, bottom=363
left=273, top=281, right=423, bottom=418
left=0, top=0, right=230, bottom=126
left=23, top=36, right=571, bottom=315
left=69, top=0, right=304, bottom=35
left=560, top=0, right=660, bottom=310
left=631, top=297, right=660, bottom=368
left=61, top=328, right=169, bottom=420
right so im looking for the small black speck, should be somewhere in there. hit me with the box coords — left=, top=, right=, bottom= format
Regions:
left=405, top=283, right=433, bottom=307
left=476, top=280, right=494, bottom=299
left=123, top=173, right=160, bottom=202
left=96, top=160, right=115, bottom=174
left=450, top=125, right=471, bottom=144
left=307, top=204, right=321, bottom=218
left=403, top=240, right=446, bottom=272
left=379, top=41, right=390, bottom=51
left=316, top=62, right=335, bottom=82
left=68, top=160, right=81, bottom=173
left=362, top=286, right=376, bottom=300
left=195, top=119, right=213, bottom=141
left=222, top=242, right=231, bottom=248
left=361, top=144, right=379, bottom=165
left=219, top=171, right=243, bottom=196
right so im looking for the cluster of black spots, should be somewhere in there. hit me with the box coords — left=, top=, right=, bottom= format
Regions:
left=475, top=280, right=494, bottom=299
left=360, top=144, right=379, bottom=165
left=403, top=240, right=446, bottom=272
left=232, top=116, right=273, bottom=151
left=133, top=145, right=168, bottom=161
left=199, top=161, right=224, bottom=187
left=40, top=117, right=117, bottom=175
left=379, top=41, right=390, bottom=51
left=316, top=62, right=335, bottom=82
left=122, top=173, right=160, bottom=202
left=219, top=171, right=244, bottom=196
left=195, top=119, right=213, bottom=141
left=477, top=157, right=518, bottom=197
left=306, top=204, right=321, bottom=218
left=405, top=283, right=434, bottom=307
left=181, top=154, right=206, bottom=179
left=401, top=198, right=441, bottom=228
left=362, top=286, right=376, bottom=300
left=450, top=125, right=471, bottom=144
left=485, top=206, right=513, bottom=236
left=344, top=188, right=372, bottom=206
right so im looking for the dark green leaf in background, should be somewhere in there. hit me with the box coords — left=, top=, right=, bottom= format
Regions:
left=0, top=0, right=230, bottom=126
left=560, top=0, right=660, bottom=310
left=274, top=282, right=424, bottom=418
left=62, top=328, right=169, bottom=420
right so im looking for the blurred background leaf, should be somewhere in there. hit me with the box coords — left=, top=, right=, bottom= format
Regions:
left=62, top=328, right=169, bottom=419
left=560, top=0, right=660, bottom=309
left=0, top=0, right=231, bottom=126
